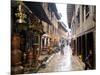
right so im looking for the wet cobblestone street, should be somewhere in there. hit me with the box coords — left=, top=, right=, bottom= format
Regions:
left=38, top=45, right=85, bottom=73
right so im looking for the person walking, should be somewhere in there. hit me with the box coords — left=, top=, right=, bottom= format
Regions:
left=60, top=43, right=64, bottom=55
left=84, top=50, right=93, bottom=70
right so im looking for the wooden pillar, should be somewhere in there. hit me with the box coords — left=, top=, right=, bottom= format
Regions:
left=80, top=36, right=83, bottom=59
left=76, top=38, right=77, bottom=55
left=85, top=34, right=88, bottom=57
left=77, top=37, right=78, bottom=56
left=77, top=37, right=79, bottom=56
left=74, top=39, right=77, bottom=55
left=93, top=30, right=96, bottom=69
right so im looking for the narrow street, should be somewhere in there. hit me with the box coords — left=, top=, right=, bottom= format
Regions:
left=38, top=45, right=85, bottom=73
left=11, top=1, right=95, bottom=74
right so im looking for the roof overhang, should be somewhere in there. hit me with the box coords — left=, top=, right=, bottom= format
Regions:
left=24, top=1, right=52, bottom=25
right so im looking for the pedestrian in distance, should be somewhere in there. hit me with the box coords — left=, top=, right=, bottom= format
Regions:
left=60, top=43, right=64, bottom=55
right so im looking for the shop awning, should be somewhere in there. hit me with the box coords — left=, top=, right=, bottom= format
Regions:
left=48, top=3, right=60, bottom=20
left=24, top=1, right=52, bottom=25
left=58, top=21, right=68, bottom=32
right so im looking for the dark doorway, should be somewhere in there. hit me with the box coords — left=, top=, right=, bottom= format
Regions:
left=87, top=32, right=94, bottom=55
left=79, top=36, right=82, bottom=55
left=82, top=35, right=86, bottom=62
left=86, top=32, right=95, bottom=69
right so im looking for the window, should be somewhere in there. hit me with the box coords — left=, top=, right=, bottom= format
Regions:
left=82, top=5, right=84, bottom=22
left=34, top=36, right=39, bottom=43
left=77, top=8, right=80, bottom=24
left=93, top=6, right=96, bottom=21
left=48, top=4, right=51, bottom=12
left=85, top=5, right=90, bottom=19
left=47, top=24, right=49, bottom=33
left=94, top=6, right=96, bottom=15
left=51, top=12, right=54, bottom=21
left=86, top=5, right=89, bottom=14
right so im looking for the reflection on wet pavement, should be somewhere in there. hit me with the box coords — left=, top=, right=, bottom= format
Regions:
left=38, top=45, right=85, bottom=73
